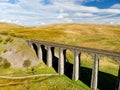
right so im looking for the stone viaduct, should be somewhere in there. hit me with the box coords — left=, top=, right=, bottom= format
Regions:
left=27, top=39, right=120, bottom=90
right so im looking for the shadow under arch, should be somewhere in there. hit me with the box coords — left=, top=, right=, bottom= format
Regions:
left=41, top=45, right=47, bottom=64
left=51, top=47, right=59, bottom=72
left=80, top=54, right=119, bottom=90
left=64, top=49, right=74, bottom=79
left=80, top=66, right=117, bottom=90
left=97, top=56, right=119, bottom=90
left=78, top=52, right=93, bottom=87
left=32, top=43, right=38, bottom=57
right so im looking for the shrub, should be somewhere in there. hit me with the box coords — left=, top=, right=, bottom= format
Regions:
left=3, top=37, right=14, bottom=44
left=23, top=60, right=31, bottom=68
left=0, top=37, right=3, bottom=43
left=0, top=57, right=11, bottom=69
left=0, top=57, right=3, bottom=65
left=0, top=32, right=8, bottom=35
left=5, top=37, right=11, bottom=42
left=3, top=49, right=7, bottom=53
left=3, top=61, right=11, bottom=69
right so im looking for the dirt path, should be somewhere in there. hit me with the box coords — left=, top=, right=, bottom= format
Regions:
left=0, top=74, right=59, bottom=79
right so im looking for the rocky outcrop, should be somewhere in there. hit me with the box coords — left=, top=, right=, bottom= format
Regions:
left=0, top=36, right=40, bottom=69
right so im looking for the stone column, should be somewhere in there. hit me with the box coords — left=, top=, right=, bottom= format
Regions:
left=47, top=46, right=52, bottom=67
left=38, top=45, right=43, bottom=62
left=91, top=54, right=99, bottom=90
left=30, top=42, right=33, bottom=49
left=58, top=48, right=64, bottom=75
left=72, top=51, right=80, bottom=81
left=115, top=66, right=120, bottom=90
left=27, top=40, right=33, bottom=49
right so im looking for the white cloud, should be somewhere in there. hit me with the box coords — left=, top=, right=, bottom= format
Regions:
left=0, top=19, right=12, bottom=23
left=0, top=0, right=119, bottom=26
left=53, top=2, right=120, bottom=14
left=40, top=22, right=45, bottom=25
left=101, top=9, right=120, bottom=14
left=0, top=19, right=20, bottom=24
left=63, top=18, right=73, bottom=23
left=56, top=13, right=69, bottom=19
left=74, top=12, right=94, bottom=17
left=110, top=4, right=120, bottom=9
left=56, top=12, right=73, bottom=23
left=0, top=0, right=9, bottom=3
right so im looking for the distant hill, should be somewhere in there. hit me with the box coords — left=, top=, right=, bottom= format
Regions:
left=0, top=22, right=120, bottom=52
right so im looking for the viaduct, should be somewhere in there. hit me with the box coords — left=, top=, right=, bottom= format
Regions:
left=27, top=39, right=120, bottom=90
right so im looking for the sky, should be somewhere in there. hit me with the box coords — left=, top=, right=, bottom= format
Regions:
left=0, top=0, right=120, bottom=26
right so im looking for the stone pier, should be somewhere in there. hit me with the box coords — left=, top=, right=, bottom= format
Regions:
left=72, top=51, right=80, bottom=81
left=91, top=54, right=99, bottom=90
left=47, top=46, right=52, bottom=67
left=58, top=48, right=65, bottom=75
left=38, top=45, right=43, bottom=61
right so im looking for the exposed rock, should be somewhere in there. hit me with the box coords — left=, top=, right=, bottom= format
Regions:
left=0, top=35, right=40, bottom=69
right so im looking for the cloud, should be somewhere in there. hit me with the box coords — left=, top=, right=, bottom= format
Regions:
left=56, top=12, right=73, bottom=23
left=110, top=4, right=120, bottom=9
left=0, top=19, right=20, bottom=24
left=75, top=0, right=105, bottom=4
left=40, top=22, right=45, bottom=25
left=56, top=13, right=69, bottom=19
left=0, top=0, right=9, bottom=3
left=0, top=0, right=119, bottom=26
left=74, top=12, right=95, bottom=17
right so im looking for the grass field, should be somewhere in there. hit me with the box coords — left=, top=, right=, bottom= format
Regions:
left=0, top=62, right=90, bottom=90
left=0, top=75, right=91, bottom=90
left=0, top=22, right=120, bottom=90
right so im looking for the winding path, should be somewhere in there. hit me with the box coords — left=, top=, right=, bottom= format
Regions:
left=0, top=74, right=59, bottom=79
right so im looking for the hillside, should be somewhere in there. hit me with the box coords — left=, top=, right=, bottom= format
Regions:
left=0, top=22, right=120, bottom=52
left=0, top=22, right=120, bottom=90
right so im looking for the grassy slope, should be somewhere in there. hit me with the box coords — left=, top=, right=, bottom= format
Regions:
left=0, top=22, right=120, bottom=90
left=0, top=23, right=120, bottom=51
left=0, top=62, right=90, bottom=90
left=0, top=75, right=90, bottom=90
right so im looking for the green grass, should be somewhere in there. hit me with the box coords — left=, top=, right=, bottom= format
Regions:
left=0, top=61, right=90, bottom=90
left=0, top=75, right=90, bottom=90
left=0, top=62, right=56, bottom=76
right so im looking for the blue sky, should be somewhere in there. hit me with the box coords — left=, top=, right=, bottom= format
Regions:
left=0, top=0, right=120, bottom=26
left=79, top=0, right=120, bottom=9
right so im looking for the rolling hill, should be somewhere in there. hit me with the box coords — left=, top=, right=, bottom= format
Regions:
left=0, top=22, right=120, bottom=52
